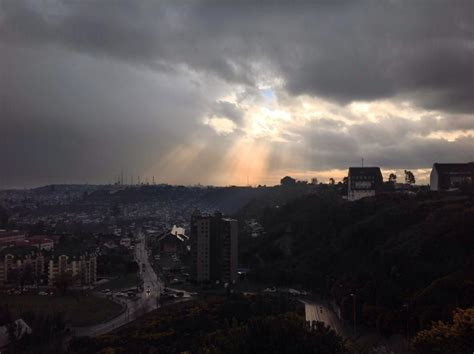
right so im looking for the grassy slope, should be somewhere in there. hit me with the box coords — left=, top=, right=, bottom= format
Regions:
left=0, top=294, right=123, bottom=326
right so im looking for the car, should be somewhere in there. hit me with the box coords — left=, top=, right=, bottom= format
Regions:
left=106, top=291, right=113, bottom=297
left=263, top=287, right=276, bottom=293
left=288, top=288, right=301, bottom=296
left=38, top=291, right=48, bottom=296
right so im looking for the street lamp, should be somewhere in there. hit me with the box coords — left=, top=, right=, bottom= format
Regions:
left=350, top=293, right=356, bottom=336
left=403, top=303, right=409, bottom=339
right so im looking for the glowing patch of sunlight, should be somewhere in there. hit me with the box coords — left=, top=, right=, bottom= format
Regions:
left=216, top=138, right=271, bottom=186
left=425, top=130, right=474, bottom=142
left=348, top=99, right=440, bottom=123
left=205, top=117, right=237, bottom=135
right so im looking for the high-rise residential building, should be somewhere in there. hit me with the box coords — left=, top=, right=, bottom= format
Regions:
left=190, top=211, right=238, bottom=284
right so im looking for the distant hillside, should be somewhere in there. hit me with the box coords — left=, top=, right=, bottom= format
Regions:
left=239, top=192, right=474, bottom=335
left=78, top=184, right=314, bottom=215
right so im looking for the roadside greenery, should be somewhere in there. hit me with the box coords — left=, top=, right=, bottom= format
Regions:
left=68, top=294, right=350, bottom=353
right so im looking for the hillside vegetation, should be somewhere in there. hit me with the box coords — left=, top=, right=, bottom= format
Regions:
left=69, top=295, right=347, bottom=354
left=239, top=192, right=474, bottom=336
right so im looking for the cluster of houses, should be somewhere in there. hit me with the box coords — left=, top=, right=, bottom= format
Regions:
left=0, top=230, right=97, bottom=288
left=347, top=162, right=473, bottom=201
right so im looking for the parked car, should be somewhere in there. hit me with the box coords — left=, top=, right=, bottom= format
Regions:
left=38, top=291, right=48, bottom=296
left=263, top=287, right=276, bottom=293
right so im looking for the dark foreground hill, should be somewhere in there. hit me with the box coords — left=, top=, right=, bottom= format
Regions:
left=69, top=295, right=348, bottom=354
left=239, top=191, right=474, bottom=336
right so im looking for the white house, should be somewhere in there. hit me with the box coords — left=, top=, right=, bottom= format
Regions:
left=430, top=162, right=474, bottom=191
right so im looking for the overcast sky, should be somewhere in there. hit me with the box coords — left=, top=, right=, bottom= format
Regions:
left=1, top=0, right=473, bottom=187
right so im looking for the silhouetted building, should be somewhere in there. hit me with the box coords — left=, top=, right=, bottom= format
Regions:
left=190, top=211, right=238, bottom=284
left=430, top=162, right=474, bottom=191
left=347, top=167, right=383, bottom=201
left=280, top=176, right=296, bottom=187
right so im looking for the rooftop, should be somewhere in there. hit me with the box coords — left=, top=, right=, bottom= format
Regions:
left=433, top=162, right=474, bottom=174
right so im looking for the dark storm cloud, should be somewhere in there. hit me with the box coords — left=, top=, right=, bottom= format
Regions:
left=209, top=101, right=243, bottom=124
left=289, top=115, right=474, bottom=171
left=0, top=44, right=214, bottom=187
left=0, top=0, right=473, bottom=187
left=1, top=0, right=472, bottom=113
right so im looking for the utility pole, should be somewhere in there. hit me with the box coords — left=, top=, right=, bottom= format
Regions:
left=361, top=158, right=364, bottom=167
left=350, top=293, right=357, bottom=336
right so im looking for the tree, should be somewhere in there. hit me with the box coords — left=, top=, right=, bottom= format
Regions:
left=54, top=271, right=77, bottom=295
left=0, top=205, right=9, bottom=228
left=280, top=176, right=296, bottom=187
left=404, top=170, right=416, bottom=185
left=111, top=203, right=121, bottom=218
left=201, top=313, right=347, bottom=354
left=311, top=177, right=319, bottom=185
left=329, top=178, right=335, bottom=185
left=412, top=307, right=474, bottom=354
left=389, top=173, right=397, bottom=183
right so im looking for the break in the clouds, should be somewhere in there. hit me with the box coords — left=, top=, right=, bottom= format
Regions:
left=0, top=0, right=473, bottom=187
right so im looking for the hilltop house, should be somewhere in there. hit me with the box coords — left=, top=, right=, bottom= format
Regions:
left=430, top=162, right=474, bottom=191
left=347, top=167, right=383, bottom=201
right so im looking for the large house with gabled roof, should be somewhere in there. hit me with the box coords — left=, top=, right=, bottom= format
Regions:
left=347, top=167, right=383, bottom=201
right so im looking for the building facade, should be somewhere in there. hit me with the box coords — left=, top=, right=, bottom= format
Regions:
left=430, top=162, right=474, bottom=191
left=0, top=231, right=26, bottom=244
left=190, top=211, right=238, bottom=284
left=0, top=248, right=46, bottom=285
left=48, top=253, right=97, bottom=286
left=157, top=225, right=188, bottom=254
left=347, top=167, right=383, bottom=201
left=0, top=249, right=96, bottom=287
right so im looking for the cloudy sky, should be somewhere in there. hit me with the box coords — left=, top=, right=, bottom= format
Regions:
left=0, top=0, right=473, bottom=187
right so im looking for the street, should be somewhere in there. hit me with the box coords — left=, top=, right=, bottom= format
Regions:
left=301, top=300, right=344, bottom=335
left=73, top=231, right=163, bottom=337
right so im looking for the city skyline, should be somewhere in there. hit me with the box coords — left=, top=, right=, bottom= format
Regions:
left=1, top=1, right=473, bottom=188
